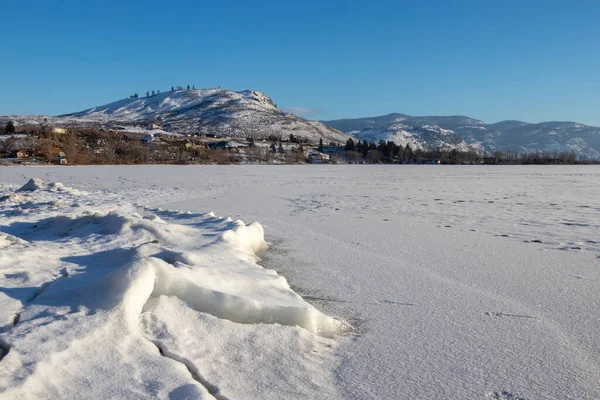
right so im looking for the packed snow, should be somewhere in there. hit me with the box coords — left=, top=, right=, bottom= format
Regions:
left=1, top=165, right=600, bottom=399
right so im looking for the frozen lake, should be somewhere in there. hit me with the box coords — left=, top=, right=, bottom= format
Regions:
left=1, top=165, right=599, bottom=399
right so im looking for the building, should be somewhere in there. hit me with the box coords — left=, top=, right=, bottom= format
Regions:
left=307, top=150, right=330, bottom=164
left=141, top=135, right=156, bottom=143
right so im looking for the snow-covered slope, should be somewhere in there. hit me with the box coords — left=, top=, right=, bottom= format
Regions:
left=353, top=123, right=476, bottom=152
left=0, top=89, right=350, bottom=144
left=455, top=121, right=600, bottom=159
left=323, top=114, right=600, bottom=158
left=62, top=89, right=350, bottom=143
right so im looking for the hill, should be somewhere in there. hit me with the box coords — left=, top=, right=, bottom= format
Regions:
left=63, top=88, right=349, bottom=143
left=1, top=89, right=350, bottom=145
left=323, top=114, right=600, bottom=158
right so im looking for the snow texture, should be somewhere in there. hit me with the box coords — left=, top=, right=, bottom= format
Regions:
left=0, top=176, right=346, bottom=399
left=1, top=165, right=600, bottom=399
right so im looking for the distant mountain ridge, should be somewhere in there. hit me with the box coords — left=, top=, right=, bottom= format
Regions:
left=322, top=114, right=600, bottom=158
left=1, top=89, right=350, bottom=144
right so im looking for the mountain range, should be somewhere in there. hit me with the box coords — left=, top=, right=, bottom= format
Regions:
left=322, top=113, right=600, bottom=159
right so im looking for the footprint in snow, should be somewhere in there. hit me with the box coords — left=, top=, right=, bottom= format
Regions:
left=379, top=300, right=416, bottom=306
left=483, top=312, right=535, bottom=319
left=485, top=390, right=527, bottom=400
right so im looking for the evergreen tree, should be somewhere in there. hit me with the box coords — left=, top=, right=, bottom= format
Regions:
left=404, top=143, right=413, bottom=161
left=344, top=138, right=355, bottom=151
left=318, top=138, right=324, bottom=152
left=146, top=91, right=150, bottom=97
left=270, top=142, right=277, bottom=153
left=192, top=85, right=195, bottom=90
left=152, top=90, right=155, bottom=95
left=157, top=90, right=160, bottom=94
left=187, top=85, right=190, bottom=90
left=278, top=142, right=284, bottom=154
left=5, top=120, right=15, bottom=134
left=396, top=144, right=404, bottom=161
left=171, top=86, right=175, bottom=92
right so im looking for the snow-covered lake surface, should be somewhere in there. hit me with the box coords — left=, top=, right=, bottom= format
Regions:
left=1, top=165, right=599, bottom=399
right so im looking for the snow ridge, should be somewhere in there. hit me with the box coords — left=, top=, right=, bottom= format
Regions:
left=0, top=178, right=346, bottom=399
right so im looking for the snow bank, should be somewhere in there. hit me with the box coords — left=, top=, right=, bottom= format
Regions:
left=0, top=177, right=346, bottom=398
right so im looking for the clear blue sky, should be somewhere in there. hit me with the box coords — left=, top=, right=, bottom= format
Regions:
left=2, top=0, right=599, bottom=125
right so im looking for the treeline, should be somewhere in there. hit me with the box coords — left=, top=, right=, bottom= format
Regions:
left=485, top=150, right=581, bottom=165
left=342, top=138, right=590, bottom=164
left=128, top=85, right=198, bottom=99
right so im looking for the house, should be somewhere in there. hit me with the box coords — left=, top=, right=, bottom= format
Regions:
left=307, top=150, right=330, bottom=164
left=141, top=135, right=156, bottom=143
left=320, top=146, right=345, bottom=155
left=53, top=128, right=67, bottom=134
left=208, top=141, right=247, bottom=150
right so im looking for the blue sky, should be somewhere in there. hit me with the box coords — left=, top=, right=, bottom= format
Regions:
left=2, top=0, right=599, bottom=125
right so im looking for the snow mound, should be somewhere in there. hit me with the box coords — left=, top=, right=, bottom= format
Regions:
left=18, top=177, right=87, bottom=196
left=18, top=177, right=46, bottom=191
left=0, top=178, right=347, bottom=398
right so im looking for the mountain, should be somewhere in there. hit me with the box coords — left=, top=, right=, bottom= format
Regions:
left=455, top=121, right=600, bottom=159
left=351, top=124, right=476, bottom=152
left=325, top=113, right=484, bottom=134
left=323, top=114, right=600, bottom=158
left=2, top=89, right=350, bottom=144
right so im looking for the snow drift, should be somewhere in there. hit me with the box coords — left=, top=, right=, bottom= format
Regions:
left=0, top=178, right=347, bottom=399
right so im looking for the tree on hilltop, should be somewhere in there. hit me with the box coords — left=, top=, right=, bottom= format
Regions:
left=5, top=120, right=15, bottom=135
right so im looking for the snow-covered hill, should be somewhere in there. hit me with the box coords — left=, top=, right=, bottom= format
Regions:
left=0, top=89, right=350, bottom=144
left=65, top=89, right=350, bottom=143
left=455, top=121, right=600, bottom=159
left=325, top=113, right=484, bottom=134
left=323, top=114, right=600, bottom=158
left=353, top=123, right=477, bottom=152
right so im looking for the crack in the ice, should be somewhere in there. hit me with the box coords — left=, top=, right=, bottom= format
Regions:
left=150, top=340, right=230, bottom=400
